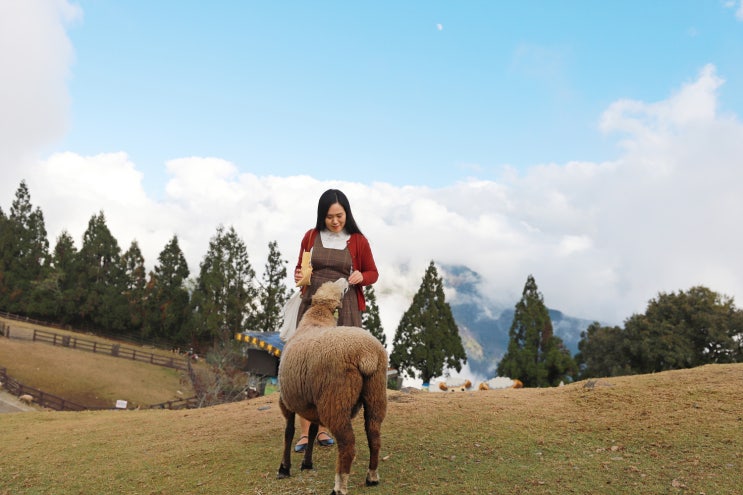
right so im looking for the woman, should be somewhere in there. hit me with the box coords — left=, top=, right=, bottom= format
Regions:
left=292, top=188, right=379, bottom=452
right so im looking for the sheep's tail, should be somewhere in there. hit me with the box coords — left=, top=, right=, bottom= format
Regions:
left=357, top=351, right=385, bottom=377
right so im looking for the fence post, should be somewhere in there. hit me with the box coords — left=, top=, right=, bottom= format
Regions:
left=33, top=329, right=37, bottom=341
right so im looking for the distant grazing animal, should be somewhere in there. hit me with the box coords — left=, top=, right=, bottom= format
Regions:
left=277, top=278, right=388, bottom=495
left=19, top=394, right=34, bottom=404
left=437, top=379, right=472, bottom=392
left=478, top=377, right=525, bottom=390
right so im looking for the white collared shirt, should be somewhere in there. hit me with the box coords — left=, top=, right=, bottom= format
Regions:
left=320, top=229, right=350, bottom=250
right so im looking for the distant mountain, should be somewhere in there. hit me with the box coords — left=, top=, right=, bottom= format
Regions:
left=442, top=265, right=594, bottom=378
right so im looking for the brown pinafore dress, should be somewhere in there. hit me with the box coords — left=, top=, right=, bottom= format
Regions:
left=297, top=234, right=361, bottom=327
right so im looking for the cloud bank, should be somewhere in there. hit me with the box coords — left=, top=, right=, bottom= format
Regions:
left=3, top=2, right=743, bottom=349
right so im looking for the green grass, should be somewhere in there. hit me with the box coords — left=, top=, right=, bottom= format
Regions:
left=1, top=362, right=742, bottom=494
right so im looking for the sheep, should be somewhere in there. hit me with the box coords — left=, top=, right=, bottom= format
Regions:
left=478, top=377, right=525, bottom=390
left=276, top=278, right=388, bottom=495
left=437, top=378, right=472, bottom=392
left=19, top=394, right=34, bottom=404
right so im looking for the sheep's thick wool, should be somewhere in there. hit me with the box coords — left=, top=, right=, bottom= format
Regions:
left=276, top=279, right=388, bottom=495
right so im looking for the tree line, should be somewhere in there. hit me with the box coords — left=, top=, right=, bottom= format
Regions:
left=0, top=182, right=389, bottom=352
left=3, top=181, right=741, bottom=387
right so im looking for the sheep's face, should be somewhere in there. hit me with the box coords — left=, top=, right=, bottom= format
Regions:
left=311, top=278, right=349, bottom=310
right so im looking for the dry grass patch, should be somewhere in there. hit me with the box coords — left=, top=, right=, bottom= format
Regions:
left=1, top=364, right=741, bottom=494
left=0, top=337, right=192, bottom=408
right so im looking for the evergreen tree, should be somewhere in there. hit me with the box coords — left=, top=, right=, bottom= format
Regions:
left=253, top=240, right=289, bottom=332
left=190, top=225, right=258, bottom=346
left=52, top=230, right=79, bottom=324
left=362, top=285, right=386, bottom=347
left=144, top=235, right=191, bottom=344
left=75, top=212, right=129, bottom=333
left=390, top=261, right=466, bottom=384
left=497, top=275, right=576, bottom=387
left=0, top=207, right=13, bottom=311
left=0, top=181, right=51, bottom=315
left=122, top=240, right=147, bottom=331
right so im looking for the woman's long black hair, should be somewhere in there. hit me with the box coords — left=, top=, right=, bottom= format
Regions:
left=315, top=189, right=362, bottom=235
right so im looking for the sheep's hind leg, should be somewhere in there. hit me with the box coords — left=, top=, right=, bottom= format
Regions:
left=276, top=406, right=294, bottom=479
left=331, top=473, right=350, bottom=495
left=301, top=422, right=319, bottom=471
left=364, top=406, right=384, bottom=486
left=331, top=422, right=356, bottom=495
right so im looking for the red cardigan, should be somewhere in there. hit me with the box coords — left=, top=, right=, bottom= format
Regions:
left=296, top=229, right=379, bottom=311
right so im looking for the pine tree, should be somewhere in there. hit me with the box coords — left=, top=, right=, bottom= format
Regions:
left=253, top=240, right=289, bottom=332
left=75, top=212, right=129, bottom=333
left=144, top=235, right=191, bottom=344
left=497, top=274, right=576, bottom=387
left=190, top=225, right=258, bottom=346
left=0, top=207, right=14, bottom=312
left=122, top=240, right=147, bottom=331
left=52, top=230, right=79, bottom=324
left=362, top=285, right=386, bottom=347
left=0, top=181, right=51, bottom=315
left=390, top=261, right=466, bottom=384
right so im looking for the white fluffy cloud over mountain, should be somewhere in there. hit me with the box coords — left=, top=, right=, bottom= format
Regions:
left=18, top=64, right=743, bottom=335
left=2, top=2, right=743, bottom=338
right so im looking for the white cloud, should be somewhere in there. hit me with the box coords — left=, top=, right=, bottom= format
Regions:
left=0, top=0, right=81, bottom=200
left=729, top=1, right=743, bottom=20
left=3, top=3, right=743, bottom=363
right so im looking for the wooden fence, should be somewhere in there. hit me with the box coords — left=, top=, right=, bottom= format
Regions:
left=149, top=397, right=201, bottom=410
left=0, top=367, right=91, bottom=411
left=0, top=310, right=176, bottom=351
left=0, top=367, right=199, bottom=412
left=0, top=310, right=69, bottom=332
left=31, top=329, right=189, bottom=371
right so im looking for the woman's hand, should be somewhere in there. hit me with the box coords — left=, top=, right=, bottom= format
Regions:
left=294, top=267, right=303, bottom=284
left=348, top=270, right=363, bottom=285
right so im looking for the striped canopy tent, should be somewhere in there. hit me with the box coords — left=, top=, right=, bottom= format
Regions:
left=235, top=331, right=284, bottom=357
left=235, top=331, right=284, bottom=378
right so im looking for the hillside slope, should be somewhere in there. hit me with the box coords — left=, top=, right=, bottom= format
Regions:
left=1, top=364, right=741, bottom=494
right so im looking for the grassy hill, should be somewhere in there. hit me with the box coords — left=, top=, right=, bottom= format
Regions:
left=0, top=317, right=193, bottom=408
left=1, top=363, right=741, bottom=494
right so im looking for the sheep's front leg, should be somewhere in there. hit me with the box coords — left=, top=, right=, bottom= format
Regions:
left=276, top=406, right=294, bottom=479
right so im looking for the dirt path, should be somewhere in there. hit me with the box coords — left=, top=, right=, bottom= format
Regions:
left=0, top=390, right=35, bottom=413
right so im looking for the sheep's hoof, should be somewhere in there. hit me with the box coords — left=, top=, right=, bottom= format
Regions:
left=365, top=479, right=379, bottom=487
left=276, top=465, right=291, bottom=479
left=300, top=461, right=313, bottom=471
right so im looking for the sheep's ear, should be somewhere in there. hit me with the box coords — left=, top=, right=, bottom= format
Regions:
left=334, top=278, right=349, bottom=296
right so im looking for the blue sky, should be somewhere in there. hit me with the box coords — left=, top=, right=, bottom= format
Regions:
left=3, top=1, right=743, bottom=381
left=58, top=1, right=743, bottom=195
